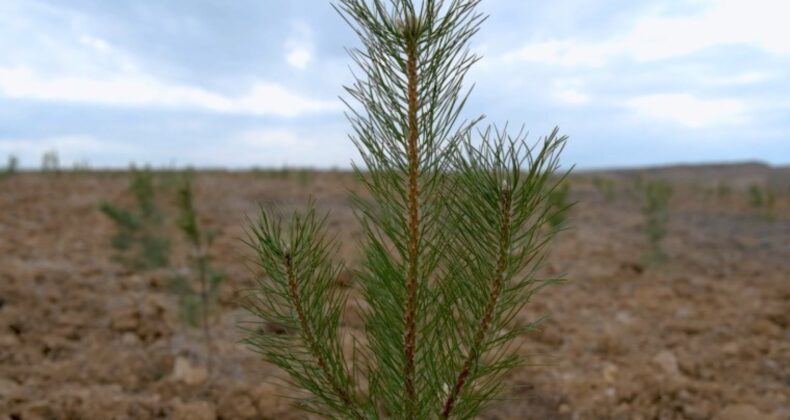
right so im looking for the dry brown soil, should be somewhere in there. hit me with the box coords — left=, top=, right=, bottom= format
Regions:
left=0, top=163, right=788, bottom=419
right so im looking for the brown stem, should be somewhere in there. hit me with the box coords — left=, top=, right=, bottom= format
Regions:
left=196, top=248, right=213, bottom=375
left=283, top=253, right=361, bottom=418
left=442, top=188, right=512, bottom=418
left=403, top=37, right=420, bottom=417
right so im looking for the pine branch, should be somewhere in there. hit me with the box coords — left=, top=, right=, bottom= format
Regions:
left=243, top=206, right=364, bottom=418
left=441, top=174, right=512, bottom=418
left=437, top=127, right=568, bottom=418
left=282, top=251, right=356, bottom=410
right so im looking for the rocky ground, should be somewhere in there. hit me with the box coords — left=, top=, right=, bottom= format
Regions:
left=0, top=163, right=788, bottom=419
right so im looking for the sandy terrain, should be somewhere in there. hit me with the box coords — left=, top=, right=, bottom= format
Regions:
left=0, top=163, right=788, bottom=419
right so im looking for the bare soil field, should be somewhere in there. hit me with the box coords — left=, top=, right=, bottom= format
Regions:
left=1, top=163, right=788, bottom=419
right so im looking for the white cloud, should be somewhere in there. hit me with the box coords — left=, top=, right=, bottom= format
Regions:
left=0, top=66, right=341, bottom=117
left=553, top=79, right=590, bottom=105
left=504, top=40, right=608, bottom=67
left=556, top=88, right=590, bottom=105
left=0, top=14, right=337, bottom=117
left=626, top=94, right=747, bottom=128
left=704, top=71, right=773, bottom=86
left=238, top=128, right=304, bottom=150
left=286, top=46, right=312, bottom=70
left=190, top=126, right=355, bottom=168
left=503, top=0, right=790, bottom=67
left=284, top=20, right=314, bottom=70
left=79, top=34, right=112, bottom=54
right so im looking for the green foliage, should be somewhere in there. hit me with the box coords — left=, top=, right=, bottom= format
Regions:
left=244, top=206, right=359, bottom=416
left=749, top=184, right=776, bottom=221
left=640, top=180, right=672, bottom=265
left=172, top=175, right=224, bottom=370
left=41, top=150, right=59, bottom=172
left=547, top=180, right=571, bottom=229
left=173, top=176, right=224, bottom=326
left=242, top=1, right=569, bottom=418
left=1, top=155, right=17, bottom=179
left=6, top=155, right=18, bottom=174
left=592, top=176, right=615, bottom=203
left=100, top=170, right=170, bottom=270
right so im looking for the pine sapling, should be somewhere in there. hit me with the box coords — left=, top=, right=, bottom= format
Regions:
left=592, top=176, right=616, bottom=203
left=172, top=174, right=224, bottom=371
left=100, top=169, right=170, bottom=269
left=641, top=180, right=672, bottom=265
left=749, top=184, right=776, bottom=221
left=41, top=150, right=59, bottom=172
left=242, top=1, right=570, bottom=418
left=3, top=155, right=18, bottom=177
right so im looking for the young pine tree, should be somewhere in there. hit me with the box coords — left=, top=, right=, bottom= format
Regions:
left=41, top=150, right=59, bottom=172
left=641, top=180, right=672, bottom=265
left=748, top=184, right=776, bottom=221
left=100, top=170, right=170, bottom=270
left=4, top=155, right=18, bottom=176
left=171, top=175, right=224, bottom=371
left=243, top=1, right=569, bottom=418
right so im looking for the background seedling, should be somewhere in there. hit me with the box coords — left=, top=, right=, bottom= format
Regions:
left=641, top=179, right=672, bottom=266
left=170, top=174, right=225, bottom=372
left=41, top=150, right=59, bottom=172
left=592, top=176, right=616, bottom=203
left=100, top=169, right=170, bottom=270
left=749, top=184, right=776, bottom=221
left=1, top=155, right=18, bottom=179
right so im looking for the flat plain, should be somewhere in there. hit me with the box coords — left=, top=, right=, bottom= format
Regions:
left=0, top=163, right=788, bottom=419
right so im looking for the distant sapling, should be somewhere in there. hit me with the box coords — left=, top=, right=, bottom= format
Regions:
left=749, top=184, right=776, bottom=221
left=41, top=150, right=59, bottom=172
left=100, top=169, right=171, bottom=270
left=640, top=179, right=672, bottom=265
left=171, top=174, right=225, bottom=371
left=4, top=155, right=18, bottom=176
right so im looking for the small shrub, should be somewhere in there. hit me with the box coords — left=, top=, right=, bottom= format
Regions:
left=641, top=180, right=672, bottom=265
left=100, top=170, right=170, bottom=270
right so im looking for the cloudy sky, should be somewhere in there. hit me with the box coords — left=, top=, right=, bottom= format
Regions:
left=0, top=0, right=788, bottom=169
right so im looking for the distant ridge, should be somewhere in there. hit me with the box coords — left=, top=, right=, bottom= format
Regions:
left=578, top=161, right=788, bottom=188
